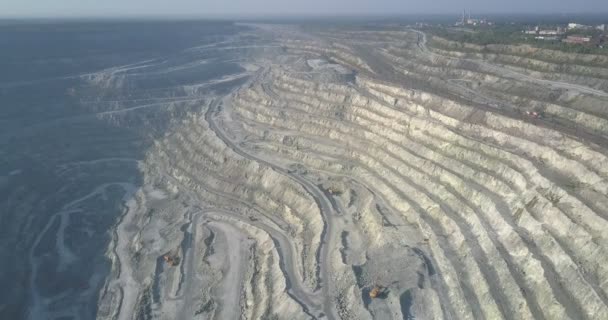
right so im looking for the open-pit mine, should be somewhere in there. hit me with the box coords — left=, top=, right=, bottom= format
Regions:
left=2, top=20, right=608, bottom=320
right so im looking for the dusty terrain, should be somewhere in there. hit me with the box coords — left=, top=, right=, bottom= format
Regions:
left=4, top=21, right=608, bottom=320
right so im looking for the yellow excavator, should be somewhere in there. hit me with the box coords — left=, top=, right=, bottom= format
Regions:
left=369, top=285, right=388, bottom=299
left=162, top=252, right=180, bottom=267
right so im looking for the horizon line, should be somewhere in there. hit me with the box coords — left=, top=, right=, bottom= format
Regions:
left=1, top=11, right=608, bottom=21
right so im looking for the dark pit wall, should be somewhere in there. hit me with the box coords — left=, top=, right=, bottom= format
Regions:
left=0, top=19, right=249, bottom=320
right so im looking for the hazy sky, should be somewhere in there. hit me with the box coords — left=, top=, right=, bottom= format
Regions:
left=2, top=0, right=608, bottom=18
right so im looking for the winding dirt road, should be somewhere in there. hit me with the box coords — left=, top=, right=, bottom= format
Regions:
left=206, top=97, right=339, bottom=320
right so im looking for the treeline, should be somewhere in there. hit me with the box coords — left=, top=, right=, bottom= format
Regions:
left=532, top=41, right=605, bottom=54
left=425, top=26, right=607, bottom=55
left=426, top=26, right=523, bottom=45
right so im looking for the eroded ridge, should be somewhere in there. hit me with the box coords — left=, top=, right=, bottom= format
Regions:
left=157, top=25, right=607, bottom=320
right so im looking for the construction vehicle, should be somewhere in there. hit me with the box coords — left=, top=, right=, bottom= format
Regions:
left=162, top=253, right=180, bottom=267
left=525, top=110, right=543, bottom=119
left=369, top=285, right=387, bottom=299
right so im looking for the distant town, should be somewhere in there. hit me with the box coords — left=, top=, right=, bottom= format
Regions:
left=460, top=10, right=606, bottom=48
left=455, top=10, right=495, bottom=27
left=520, top=22, right=606, bottom=48
left=413, top=11, right=607, bottom=52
